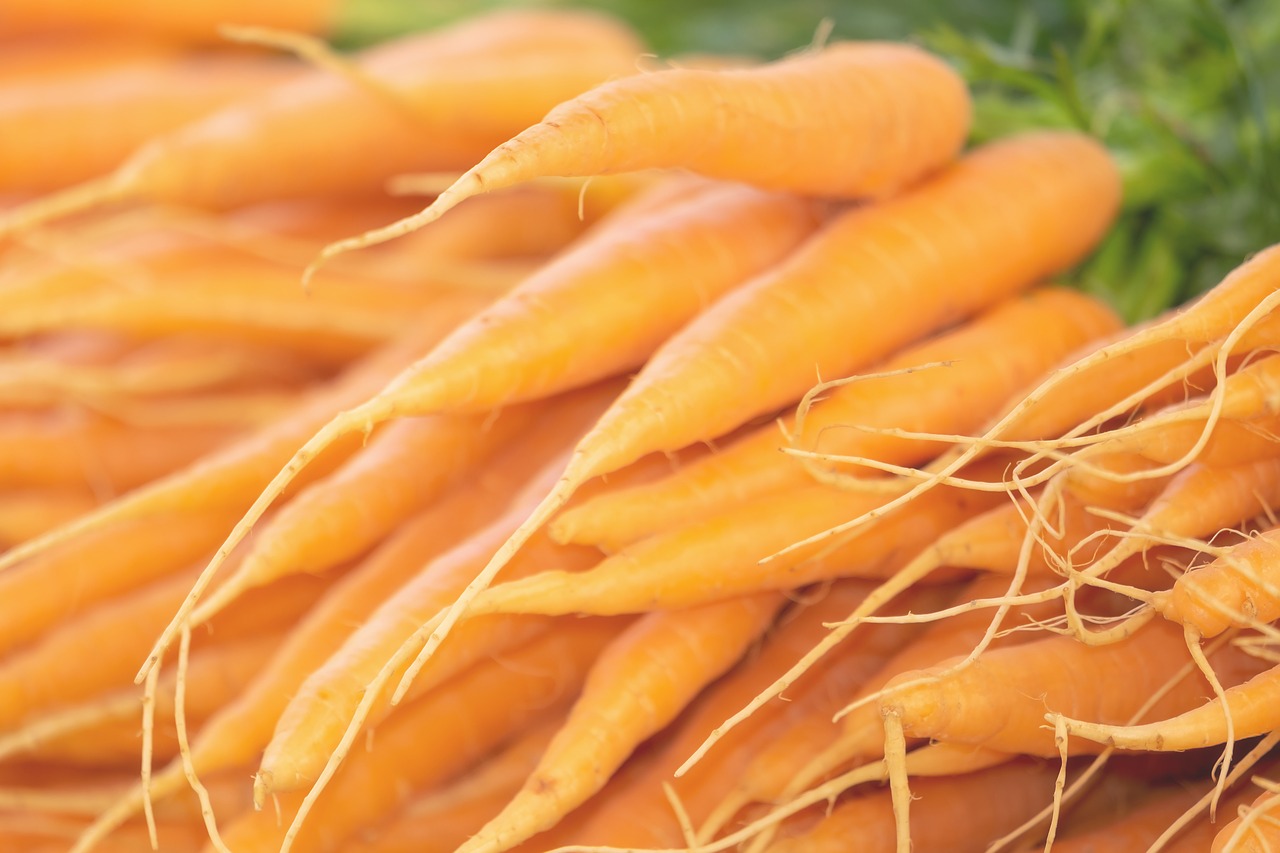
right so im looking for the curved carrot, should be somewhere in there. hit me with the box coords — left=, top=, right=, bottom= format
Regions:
left=0, top=10, right=645, bottom=231
left=316, top=39, right=971, bottom=265
left=1057, top=659, right=1280, bottom=755
left=553, top=287, right=1120, bottom=550
left=1155, top=525, right=1280, bottom=639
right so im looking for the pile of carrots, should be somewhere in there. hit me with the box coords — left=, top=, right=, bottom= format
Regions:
left=2, top=3, right=1279, bottom=852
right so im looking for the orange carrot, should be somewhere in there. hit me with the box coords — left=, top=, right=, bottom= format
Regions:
left=1155, top=525, right=1280, bottom=639
left=553, top=287, right=1120, bottom=550
left=254, top=460, right=607, bottom=799
left=766, top=758, right=1060, bottom=853
left=0, top=55, right=298, bottom=193
left=0, top=0, right=344, bottom=43
left=220, top=618, right=628, bottom=853
left=449, top=593, right=786, bottom=853
left=0, top=509, right=242, bottom=658
left=315, top=39, right=972, bottom=264
left=446, top=478, right=992, bottom=621
left=0, top=10, right=646, bottom=230
left=880, top=619, right=1270, bottom=757
left=0, top=488, right=97, bottom=548
left=0, top=407, right=245, bottom=493
left=1057, top=659, right=1280, bottom=753
left=1212, top=788, right=1280, bottom=853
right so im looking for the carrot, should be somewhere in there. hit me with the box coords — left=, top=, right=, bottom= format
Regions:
left=0, top=257, right=494, bottom=362
left=704, top=572, right=1066, bottom=850
left=1154, top=525, right=1280, bottom=639
left=447, top=593, right=786, bottom=853
left=0, top=55, right=298, bottom=193
left=0, top=35, right=177, bottom=85
left=447, top=476, right=993, bottom=621
left=0, top=10, right=646, bottom=231
left=553, top=287, right=1121, bottom=550
left=68, top=384, right=616, bottom=852
left=563, top=580, right=890, bottom=848
left=0, top=488, right=97, bottom=548
left=313, top=39, right=972, bottom=266
left=254, top=462, right=608, bottom=799
left=143, top=176, right=818, bottom=684
left=1213, top=788, right=1280, bottom=853
left=0, top=337, right=324, bottom=407
left=1051, top=774, right=1262, bottom=853
left=0, top=509, right=242, bottom=658
left=10, top=633, right=282, bottom=768
left=880, top=619, right=1271, bottom=757
left=1056, top=660, right=1280, bottom=753
left=0, top=0, right=344, bottom=43
left=765, top=758, right=1060, bottom=853
left=220, top=618, right=628, bottom=853
left=0, top=407, right=245, bottom=493
left=1077, top=457, right=1280, bottom=585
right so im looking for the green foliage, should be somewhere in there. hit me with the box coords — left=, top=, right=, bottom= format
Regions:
left=335, top=0, right=1279, bottom=321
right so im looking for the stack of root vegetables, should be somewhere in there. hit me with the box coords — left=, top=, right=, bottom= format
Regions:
left=1, top=4, right=1278, bottom=852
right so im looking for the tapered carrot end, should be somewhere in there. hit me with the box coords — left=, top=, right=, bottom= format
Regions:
left=0, top=172, right=133, bottom=240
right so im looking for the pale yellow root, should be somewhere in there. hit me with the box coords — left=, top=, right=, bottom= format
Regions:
left=175, top=624, right=232, bottom=853
left=218, top=25, right=423, bottom=126
left=884, top=710, right=912, bottom=853
left=140, top=661, right=160, bottom=850
left=1044, top=715, right=1070, bottom=852
left=662, top=781, right=699, bottom=850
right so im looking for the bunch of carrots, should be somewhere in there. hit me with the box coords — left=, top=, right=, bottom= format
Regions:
left=1, top=2, right=1278, bottom=852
